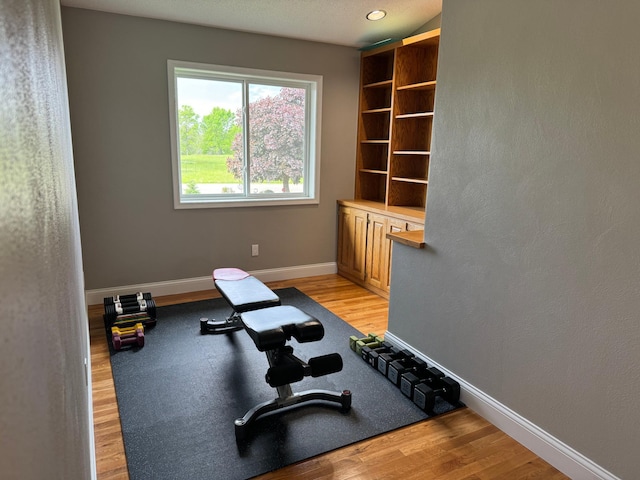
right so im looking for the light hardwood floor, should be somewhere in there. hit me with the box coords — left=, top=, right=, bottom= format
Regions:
left=89, top=274, right=568, bottom=479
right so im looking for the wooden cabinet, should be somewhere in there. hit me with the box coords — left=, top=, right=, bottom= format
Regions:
left=355, top=29, right=440, bottom=216
left=338, top=29, right=438, bottom=297
left=337, top=201, right=423, bottom=299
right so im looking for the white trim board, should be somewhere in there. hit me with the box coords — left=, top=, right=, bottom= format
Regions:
left=384, top=331, right=620, bottom=480
left=84, top=262, right=337, bottom=306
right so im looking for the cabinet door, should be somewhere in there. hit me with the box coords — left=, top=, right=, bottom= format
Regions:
left=384, top=217, right=408, bottom=291
left=365, top=213, right=389, bottom=291
left=337, top=206, right=367, bottom=281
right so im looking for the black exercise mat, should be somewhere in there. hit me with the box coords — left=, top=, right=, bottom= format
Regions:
left=109, top=288, right=462, bottom=480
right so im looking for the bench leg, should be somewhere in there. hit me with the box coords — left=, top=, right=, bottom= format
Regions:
left=200, top=311, right=244, bottom=334
left=234, top=348, right=351, bottom=442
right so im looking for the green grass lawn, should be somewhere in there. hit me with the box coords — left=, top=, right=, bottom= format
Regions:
left=180, top=154, right=237, bottom=184
left=180, top=154, right=295, bottom=192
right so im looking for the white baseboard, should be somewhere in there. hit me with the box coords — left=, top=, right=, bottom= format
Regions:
left=384, top=331, right=619, bottom=480
left=85, top=262, right=337, bottom=306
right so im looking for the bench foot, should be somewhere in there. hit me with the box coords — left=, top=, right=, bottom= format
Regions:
left=200, top=315, right=243, bottom=334
left=234, top=389, right=352, bottom=442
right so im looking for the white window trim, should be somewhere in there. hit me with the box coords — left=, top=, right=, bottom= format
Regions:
left=167, top=60, right=322, bottom=209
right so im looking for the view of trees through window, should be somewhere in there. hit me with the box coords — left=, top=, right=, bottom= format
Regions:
left=177, top=78, right=306, bottom=197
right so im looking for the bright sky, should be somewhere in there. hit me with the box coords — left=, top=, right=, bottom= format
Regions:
left=177, top=77, right=241, bottom=117
left=177, top=77, right=282, bottom=118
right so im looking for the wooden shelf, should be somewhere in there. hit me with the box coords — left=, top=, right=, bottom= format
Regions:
left=386, top=229, right=426, bottom=249
left=393, top=150, right=430, bottom=156
left=363, top=79, right=393, bottom=89
left=401, top=28, right=440, bottom=47
left=392, top=176, right=428, bottom=184
left=363, top=107, right=392, bottom=114
left=397, top=81, right=437, bottom=91
left=396, top=112, right=434, bottom=119
left=361, top=169, right=388, bottom=175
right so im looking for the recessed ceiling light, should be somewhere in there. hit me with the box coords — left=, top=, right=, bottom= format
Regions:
left=366, top=10, right=387, bottom=21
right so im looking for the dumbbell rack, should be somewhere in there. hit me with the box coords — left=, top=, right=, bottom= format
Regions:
left=349, top=334, right=461, bottom=413
left=104, top=292, right=157, bottom=350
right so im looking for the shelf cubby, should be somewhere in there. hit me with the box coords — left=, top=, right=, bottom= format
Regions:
left=360, top=110, right=391, bottom=141
left=357, top=171, right=387, bottom=204
left=394, top=38, right=439, bottom=88
left=361, top=50, right=394, bottom=86
left=395, top=86, right=436, bottom=117
left=361, top=83, right=392, bottom=111
left=391, top=116, right=433, bottom=152
left=391, top=152, right=430, bottom=181
left=359, top=142, right=389, bottom=172
left=388, top=179, right=427, bottom=209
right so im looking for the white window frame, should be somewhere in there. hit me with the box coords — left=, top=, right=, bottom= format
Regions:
left=167, top=60, right=322, bottom=208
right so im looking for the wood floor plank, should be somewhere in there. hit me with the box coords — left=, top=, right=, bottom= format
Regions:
left=89, top=274, right=567, bottom=479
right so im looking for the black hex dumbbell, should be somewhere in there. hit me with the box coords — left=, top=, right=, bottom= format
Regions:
left=377, top=347, right=414, bottom=376
left=387, top=356, right=427, bottom=387
left=360, top=341, right=393, bottom=367
left=400, top=365, right=444, bottom=399
left=413, top=376, right=460, bottom=412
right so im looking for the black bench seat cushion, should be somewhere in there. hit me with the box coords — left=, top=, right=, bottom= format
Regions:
left=241, top=305, right=324, bottom=351
left=214, top=276, right=281, bottom=313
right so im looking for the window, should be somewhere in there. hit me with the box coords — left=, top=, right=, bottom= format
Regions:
left=167, top=60, right=322, bottom=208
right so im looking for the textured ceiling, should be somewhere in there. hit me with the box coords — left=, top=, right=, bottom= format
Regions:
left=59, top=0, right=442, bottom=48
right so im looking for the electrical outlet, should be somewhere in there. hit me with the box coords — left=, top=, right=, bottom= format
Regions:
left=251, top=244, right=259, bottom=257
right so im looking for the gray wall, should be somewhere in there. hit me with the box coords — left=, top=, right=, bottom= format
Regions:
left=389, top=1, right=640, bottom=478
left=0, top=1, right=93, bottom=479
left=61, top=7, right=360, bottom=290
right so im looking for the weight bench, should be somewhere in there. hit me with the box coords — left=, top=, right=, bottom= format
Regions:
left=200, top=268, right=281, bottom=334
left=235, top=305, right=351, bottom=440
left=203, top=268, right=351, bottom=441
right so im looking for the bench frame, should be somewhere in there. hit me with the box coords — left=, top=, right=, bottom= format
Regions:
left=234, top=345, right=351, bottom=441
left=206, top=268, right=352, bottom=441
